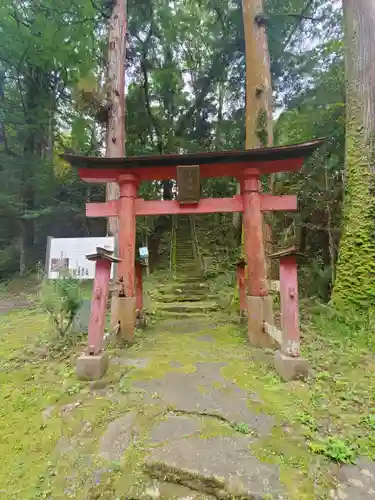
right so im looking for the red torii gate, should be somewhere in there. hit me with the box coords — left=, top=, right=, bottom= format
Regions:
left=64, top=139, right=321, bottom=379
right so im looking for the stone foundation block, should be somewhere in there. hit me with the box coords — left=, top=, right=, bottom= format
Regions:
left=275, top=351, right=310, bottom=381
left=76, top=351, right=109, bottom=380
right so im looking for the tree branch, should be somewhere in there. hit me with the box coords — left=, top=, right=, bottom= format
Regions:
left=140, top=59, right=164, bottom=155
left=174, top=45, right=234, bottom=138
left=282, top=0, right=315, bottom=49
left=274, top=12, right=325, bottom=22
left=136, top=14, right=164, bottom=155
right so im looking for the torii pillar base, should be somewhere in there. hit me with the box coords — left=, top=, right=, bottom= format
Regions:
left=275, top=351, right=310, bottom=381
left=112, top=296, right=136, bottom=343
left=247, top=296, right=276, bottom=348
left=76, top=351, right=109, bottom=381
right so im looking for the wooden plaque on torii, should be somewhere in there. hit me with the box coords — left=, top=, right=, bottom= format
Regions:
left=176, top=165, right=200, bottom=204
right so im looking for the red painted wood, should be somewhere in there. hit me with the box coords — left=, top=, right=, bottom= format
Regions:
left=242, top=173, right=268, bottom=297
left=118, top=174, right=137, bottom=297
left=87, top=258, right=112, bottom=354
left=87, top=200, right=118, bottom=218
left=86, top=194, right=297, bottom=218
left=135, top=261, right=143, bottom=312
left=279, top=255, right=300, bottom=357
left=236, top=263, right=247, bottom=315
left=135, top=196, right=243, bottom=215
left=77, top=157, right=303, bottom=184
left=260, top=195, right=297, bottom=212
left=86, top=197, right=243, bottom=217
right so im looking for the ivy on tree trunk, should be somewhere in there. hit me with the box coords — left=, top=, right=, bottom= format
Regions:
left=332, top=0, right=375, bottom=309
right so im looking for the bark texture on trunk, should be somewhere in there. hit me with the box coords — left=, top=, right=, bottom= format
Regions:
left=240, top=0, right=273, bottom=274
left=332, top=0, right=375, bottom=308
left=242, top=0, right=273, bottom=149
left=106, top=0, right=126, bottom=236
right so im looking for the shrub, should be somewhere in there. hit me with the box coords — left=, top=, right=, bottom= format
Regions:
left=41, top=275, right=83, bottom=338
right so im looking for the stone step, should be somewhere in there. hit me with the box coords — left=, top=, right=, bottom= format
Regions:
left=175, top=263, right=196, bottom=267
left=173, top=275, right=206, bottom=282
left=152, top=294, right=204, bottom=303
left=152, top=293, right=217, bottom=304
left=156, top=288, right=209, bottom=299
left=174, top=267, right=200, bottom=274
left=156, top=310, right=212, bottom=319
left=167, top=282, right=209, bottom=291
left=156, top=301, right=218, bottom=314
left=150, top=481, right=216, bottom=499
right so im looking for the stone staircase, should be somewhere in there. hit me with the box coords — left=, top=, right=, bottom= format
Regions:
left=152, top=216, right=219, bottom=321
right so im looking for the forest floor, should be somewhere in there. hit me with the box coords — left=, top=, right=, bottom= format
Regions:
left=1, top=275, right=375, bottom=499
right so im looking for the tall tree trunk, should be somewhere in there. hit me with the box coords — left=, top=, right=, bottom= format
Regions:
left=242, top=0, right=273, bottom=149
left=106, top=0, right=126, bottom=235
left=239, top=0, right=273, bottom=276
left=332, top=0, right=375, bottom=309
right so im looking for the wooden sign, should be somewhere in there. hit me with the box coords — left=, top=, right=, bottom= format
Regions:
left=176, top=165, right=200, bottom=204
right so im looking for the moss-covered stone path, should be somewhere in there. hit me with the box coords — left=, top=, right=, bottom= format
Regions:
left=2, top=276, right=375, bottom=498
left=64, top=315, right=375, bottom=500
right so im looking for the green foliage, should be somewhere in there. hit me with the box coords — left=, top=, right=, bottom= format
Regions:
left=0, top=0, right=352, bottom=313
left=363, top=414, right=375, bottom=431
left=232, top=422, right=252, bottom=435
left=296, top=411, right=317, bottom=432
left=41, top=276, right=82, bottom=338
left=308, top=437, right=355, bottom=463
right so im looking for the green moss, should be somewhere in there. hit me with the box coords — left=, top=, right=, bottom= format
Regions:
left=256, top=108, right=269, bottom=147
left=2, top=296, right=375, bottom=499
left=200, top=418, right=236, bottom=439
left=332, top=116, right=375, bottom=310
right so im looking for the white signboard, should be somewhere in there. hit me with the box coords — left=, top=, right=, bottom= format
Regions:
left=46, top=237, right=116, bottom=280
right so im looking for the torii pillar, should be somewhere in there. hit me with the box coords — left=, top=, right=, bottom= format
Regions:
left=241, top=168, right=275, bottom=347
left=111, top=173, right=138, bottom=341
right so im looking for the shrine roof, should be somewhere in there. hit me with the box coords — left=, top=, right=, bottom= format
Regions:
left=63, top=140, right=322, bottom=170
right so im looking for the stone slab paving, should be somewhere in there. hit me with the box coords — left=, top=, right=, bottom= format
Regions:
left=150, top=415, right=203, bottom=443
left=145, top=433, right=285, bottom=499
left=98, top=411, right=136, bottom=461
left=112, top=357, right=151, bottom=369
left=132, top=360, right=283, bottom=498
left=135, top=362, right=274, bottom=435
left=331, top=459, right=375, bottom=499
left=152, top=480, right=219, bottom=499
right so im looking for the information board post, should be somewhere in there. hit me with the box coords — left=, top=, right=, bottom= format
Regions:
left=46, top=237, right=115, bottom=280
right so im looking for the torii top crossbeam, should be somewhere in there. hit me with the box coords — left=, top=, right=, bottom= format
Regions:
left=63, top=139, right=321, bottom=183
